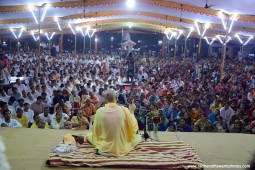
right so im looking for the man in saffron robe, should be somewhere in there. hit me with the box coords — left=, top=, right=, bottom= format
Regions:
left=86, top=89, right=141, bottom=156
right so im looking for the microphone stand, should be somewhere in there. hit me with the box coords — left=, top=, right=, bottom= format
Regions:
left=141, top=113, right=159, bottom=142
left=143, top=116, right=150, bottom=141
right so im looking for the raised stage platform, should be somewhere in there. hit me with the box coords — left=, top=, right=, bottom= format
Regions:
left=1, top=128, right=254, bottom=170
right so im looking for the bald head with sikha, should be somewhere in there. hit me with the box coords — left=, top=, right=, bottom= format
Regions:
left=104, top=89, right=117, bottom=103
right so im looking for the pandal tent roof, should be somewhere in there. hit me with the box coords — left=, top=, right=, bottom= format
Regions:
left=0, top=0, right=255, bottom=42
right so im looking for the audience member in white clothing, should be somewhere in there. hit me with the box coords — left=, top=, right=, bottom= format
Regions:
left=51, top=111, right=66, bottom=129
left=0, top=89, right=10, bottom=102
left=39, top=107, right=52, bottom=125
left=23, top=103, right=34, bottom=126
left=0, top=110, right=22, bottom=128
left=220, top=101, right=235, bottom=125
left=14, top=79, right=26, bottom=92
left=51, top=106, right=69, bottom=121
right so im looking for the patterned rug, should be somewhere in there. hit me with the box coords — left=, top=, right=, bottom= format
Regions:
left=46, top=141, right=203, bottom=169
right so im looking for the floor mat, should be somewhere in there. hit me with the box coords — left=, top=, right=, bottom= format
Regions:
left=46, top=141, right=203, bottom=169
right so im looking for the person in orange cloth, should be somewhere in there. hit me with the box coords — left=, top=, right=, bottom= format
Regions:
left=86, top=89, right=142, bottom=157
left=71, top=110, right=89, bottom=130
left=80, top=99, right=96, bottom=122
left=88, top=91, right=99, bottom=109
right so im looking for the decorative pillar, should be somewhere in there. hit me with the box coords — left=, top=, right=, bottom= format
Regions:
left=241, top=44, right=244, bottom=60
left=220, top=31, right=229, bottom=83
left=197, top=37, right=202, bottom=62
left=59, top=34, right=63, bottom=62
left=184, top=38, right=187, bottom=61
left=174, top=39, right=177, bottom=62
left=83, top=35, right=86, bottom=56
left=74, top=34, right=77, bottom=58
left=95, top=33, right=98, bottom=54
left=162, top=34, right=166, bottom=58
left=25, top=41, right=29, bottom=52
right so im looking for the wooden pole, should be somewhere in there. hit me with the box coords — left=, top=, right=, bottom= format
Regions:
left=48, top=40, right=51, bottom=57
left=174, top=39, right=177, bottom=62
left=37, top=8, right=41, bottom=73
left=83, top=35, right=86, bottom=56
left=60, top=20, right=63, bottom=64
left=162, top=34, right=166, bottom=58
left=74, top=34, right=77, bottom=61
left=197, top=36, right=202, bottom=62
left=90, top=37, right=92, bottom=53
left=95, top=33, right=98, bottom=54
left=220, top=42, right=227, bottom=83
left=220, top=16, right=230, bottom=83
left=184, top=38, right=187, bottom=61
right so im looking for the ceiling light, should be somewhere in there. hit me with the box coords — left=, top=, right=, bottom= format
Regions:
left=50, top=32, right=55, bottom=40
left=187, top=27, right=194, bottom=39
left=29, top=5, right=39, bottom=24
left=244, top=36, right=253, bottom=46
left=166, top=32, right=173, bottom=40
left=217, top=35, right=223, bottom=44
left=195, top=21, right=201, bottom=36
left=210, top=38, right=215, bottom=45
left=128, top=22, right=133, bottom=28
left=18, top=27, right=25, bottom=38
left=126, top=0, right=135, bottom=9
left=10, top=28, right=17, bottom=39
left=69, top=23, right=75, bottom=35
left=176, top=30, right=183, bottom=40
left=40, top=3, right=49, bottom=22
left=88, top=29, right=96, bottom=38
left=228, top=14, right=238, bottom=33
left=205, top=37, right=209, bottom=44
left=235, top=34, right=243, bottom=44
left=219, top=11, right=227, bottom=30
left=55, top=17, right=62, bottom=31
left=31, top=31, right=37, bottom=41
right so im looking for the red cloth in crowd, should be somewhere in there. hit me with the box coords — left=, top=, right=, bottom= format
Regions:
left=250, top=121, right=255, bottom=129
left=3, top=58, right=8, bottom=67
left=157, top=101, right=164, bottom=109
left=248, top=107, right=255, bottom=118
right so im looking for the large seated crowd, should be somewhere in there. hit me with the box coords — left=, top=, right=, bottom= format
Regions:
left=0, top=51, right=255, bottom=134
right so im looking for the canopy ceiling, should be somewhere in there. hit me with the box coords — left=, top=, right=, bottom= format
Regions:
left=0, top=0, right=255, bottom=41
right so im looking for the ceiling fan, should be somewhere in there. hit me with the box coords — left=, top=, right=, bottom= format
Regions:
left=204, top=0, right=214, bottom=9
